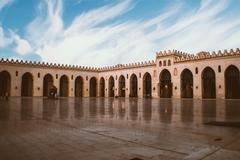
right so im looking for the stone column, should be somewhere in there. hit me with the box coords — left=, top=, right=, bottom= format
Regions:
left=194, top=69, right=202, bottom=99
left=83, top=76, right=89, bottom=97
left=33, top=72, right=43, bottom=96
left=115, top=75, right=118, bottom=97
left=138, top=72, right=143, bottom=98
left=152, top=70, right=158, bottom=98
left=11, top=71, right=21, bottom=96
left=216, top=69, right=225, bottom=99
left=54, top=73, right=60, bottom=96
left=69, top=75, right=74, bottom=97
left=125, top=74, right=130, bottom=98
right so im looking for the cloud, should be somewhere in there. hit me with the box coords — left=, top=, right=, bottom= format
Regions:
left=0, top=0, right=13, bottom=11
left=12, top=32, right=32, bottom=55
left=21, top=0, right=240, bottom=67
left=0, top=27, right=12, bottom=47
left=26, top=0, right=63, bottom=48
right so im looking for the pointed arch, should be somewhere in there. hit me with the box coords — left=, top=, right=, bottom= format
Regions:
left=89, top=77, right=97, bottom=97
left=0, top=71, right=11, bottom=96
left=99, top=77, right=105, bottom=97
left=21, top=72, right=33, bottom=96
left=118, top=75, right=125, bottom=97
left=60, top=75, right=69, bottom=97
left=181, top=69, right=193, bottom=98
left=143, top=72, right=152, bottom=97
left=43, top=74, right=54, bottom=97
left=202, top=67, right=216, bottom=99
left=130, top=74, right=138, bottom=97
left=75, top=76, right=83, bottom=97
left=159, top=69, right=172, bottom=98
left=108, top=76, right=114, bottom=97
left=225, top=65, right=240, bottom=99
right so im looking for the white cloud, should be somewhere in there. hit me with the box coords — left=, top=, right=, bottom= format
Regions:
left=0, top=27, right=10, bottom=47
left=0, top=0, right=13, bottom=10
left=26, top=0, right=63, bottom=48
left=23, top=0, right=240, bottom=67
left=12, top=32, right=32, bottom=55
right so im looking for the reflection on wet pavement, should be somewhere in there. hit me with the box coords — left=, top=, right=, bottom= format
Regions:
left=0, top=97, right=240, bottom=160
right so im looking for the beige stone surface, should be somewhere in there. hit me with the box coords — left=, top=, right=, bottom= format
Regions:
left=0, top=49, right=240, bottom=99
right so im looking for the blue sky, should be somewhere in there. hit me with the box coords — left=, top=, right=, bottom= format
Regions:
left=0, top=0, right=240, bottom=67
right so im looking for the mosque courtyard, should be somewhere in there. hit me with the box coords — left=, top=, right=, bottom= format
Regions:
left=0, top=97, right=240, bottom=160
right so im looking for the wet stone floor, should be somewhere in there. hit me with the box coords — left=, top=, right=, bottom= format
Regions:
left=0, top=98, right=240, bottom=160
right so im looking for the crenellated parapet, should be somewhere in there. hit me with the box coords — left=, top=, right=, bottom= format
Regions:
left=0, top=58, right=99, bottom=72
left=156, top=49, right=189, bottom=58
left=98, top=60, right=155, bottom=71
left=174, top=48, right=240, bottom=63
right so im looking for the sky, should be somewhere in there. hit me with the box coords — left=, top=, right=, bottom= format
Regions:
left=0, top=0, right=240, bottom=67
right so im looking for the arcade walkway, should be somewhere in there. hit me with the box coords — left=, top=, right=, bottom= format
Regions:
left=0, top=98, right=240, bottom=160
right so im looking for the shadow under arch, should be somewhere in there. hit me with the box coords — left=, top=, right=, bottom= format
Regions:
left=159, top=69, right=172, bottom=98
left=0, top=70, right=11, bottom=96
left=75, top=76, right=83, bottom=97
left=43, top=74, right=54, bottom=97
left=202, top=67, right=216, bottom=99
left=130, top=74, right=138, bottom=97
left=99, top=77, right=105, bottom=97
left=60, top=75, right=69, bottom=97
left=21, top=72, right=33, bottom=97
left=108, top=76, right=115, bottom=97
left=225, top=65, right=240, bottom=99
left=143, top=72, right=152, bottom=98
left=89, top=77, right=97, bottom=97
left=181, top=69, right=193, bottom=98
left=118, top=75, right=125, bottom=97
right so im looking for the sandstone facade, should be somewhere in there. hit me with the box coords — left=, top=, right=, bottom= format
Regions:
left=0, top=48, right=240, bottom=99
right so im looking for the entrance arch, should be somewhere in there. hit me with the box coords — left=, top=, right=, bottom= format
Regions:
left=143, top=72, right=152, bottom=97
left=181, top=69, right=193, bottom=98
left=99, top=77, right=105, bottom=97
left=108, top=76, right=114, bottom=97
left=21, top=72, right=33, bottom=96
left=0, top=71, right=11, bottom=96
left=225, top=65, right=240, bottom=99
left=43, top=74, right=53, bottom=97
left=159, top=69, right=172, bottom=98
left=118, top=75, right=125, bottom=97
left=130, top=74, right=138, bottom=97
left=202, top=67, right=216, bottom=99
left=75, top=76, right=83, bottom=97
left=89, top=77, right=97, bottom=97
left=60, top=75, right=69, bottom=97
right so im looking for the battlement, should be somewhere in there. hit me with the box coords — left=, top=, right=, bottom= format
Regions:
left=0, top=58, right=99, bottom=72
left=98, top=60, right=155, bottom=71
left=155, top=48, right=240, bottom=63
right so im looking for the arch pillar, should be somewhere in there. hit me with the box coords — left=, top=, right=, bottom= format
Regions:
left=69, top=76, right=74, bottom=97
left=11, top=71, right=21, bottom=96
left=54, top=74, right=60, bottom=96
left=138, top=74, right=143, bottom=98
left=172, top=74, right=180, bottom=98
left=216, top=70, right=224, bottom=99
left=34, top=73, right=42, bottom=96
left=83, top=78, right=88, bottom=97
left=125, top=75, right=130, bottom=98
left=104, top=78, right=108, bottom=97
left=194, top=70, right=202, bottom=99
left=152, top=74, right=158, bottom=98
left=115, top=76, right=119, bottom=97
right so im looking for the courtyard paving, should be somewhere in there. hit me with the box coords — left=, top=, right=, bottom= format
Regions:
left=0, top=97, right=240, bottom=160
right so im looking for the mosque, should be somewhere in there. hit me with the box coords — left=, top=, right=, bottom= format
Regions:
left=0, top=48, right=240, bottom=99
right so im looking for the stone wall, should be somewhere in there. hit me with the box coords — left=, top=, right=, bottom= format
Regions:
left=0, top=48, right=240, bottom=99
